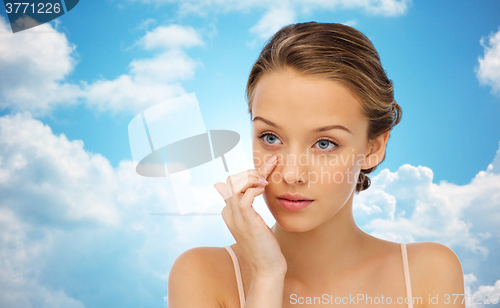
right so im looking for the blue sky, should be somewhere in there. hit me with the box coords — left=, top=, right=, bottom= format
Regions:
left=0, top=0, right=499, bottom=307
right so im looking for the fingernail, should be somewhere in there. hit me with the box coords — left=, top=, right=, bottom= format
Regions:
left=259, top=177, right=269, bottom=184
left=267, top=155, right=277, bottom=164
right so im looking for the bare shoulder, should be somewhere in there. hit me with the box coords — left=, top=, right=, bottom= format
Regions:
left=406, top=242, right=464, bottom=280
left=168, top=246, right=233, bottom=308
left=406, top=242, right=465, bottom=307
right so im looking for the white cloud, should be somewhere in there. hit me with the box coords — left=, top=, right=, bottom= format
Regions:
left=0, top=17, right=204, bottom=115
left=354, top=143, right=500, bottom=257
left=360, top=0, right=410, bottom=16
left=82, top=24, right=204, bottom=114
left=0, top=209, right=86, bottom=307
left=342, top=19, right=357, bottom=27
left=81, top=71, right=186, bottom=115
left=0, top=17, right=82, bottom=116
left=0, top=112, right=234, bottom=307
left=0, top=112, right=121, bottom=226
left=82, top=25, right=204, bottom=114
left=486, top=141, right=500, bottom=173
left=133, top=0, right=411, bottom=16
left=464, top=274, right=500, bottom=308
left=476, top=28, right=500, bottom=97
left=249, top=5, right=296, bottom=40
left=130, top=49, right=200, bottom=83
left=129, top=0, right=411, bottom=40
left=139, top=24, right=204, bottom=50
left=136, top=18, right=157, bottom=31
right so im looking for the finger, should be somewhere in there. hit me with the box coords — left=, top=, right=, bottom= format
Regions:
left=224, top=169, right=260, bottom=186
left=235, top=186, right=266, bottom=225
left=225, top=176, right=237, bottom=201
left=238, top=169, right=266, bottom=182
left=221, top=209, right=239, bottom=243
left=224, top=172, right=267, bottom=200
left=223, top=175, right=265, bottom=227
left=221, top=204, right=231, bottom=219
left=226, top=177, right=267, bottom=219
left=257, top=155, right=278, bottom=180
left=221, top=205, right=234, bottom=230
left=235, top=173, right=268, bottom=192
left=220, top=168, right=269, bottom=224
left=214, top=182, right=226, bottom=199
left=216, top=178, right=260, bottom=202
left=214, top=175, right=258, bottom=201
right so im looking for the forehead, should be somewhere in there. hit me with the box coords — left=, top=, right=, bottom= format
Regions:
left=251, top=68, right=367, bottom=134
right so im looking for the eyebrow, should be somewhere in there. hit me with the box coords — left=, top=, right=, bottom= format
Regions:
left=252, top=116, right=353, bottom=134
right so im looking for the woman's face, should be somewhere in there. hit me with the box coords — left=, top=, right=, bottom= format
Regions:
left=251, top=67, right=373, bottom=232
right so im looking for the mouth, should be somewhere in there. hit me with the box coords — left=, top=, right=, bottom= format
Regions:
left=277, top=198, right=313, bottom=211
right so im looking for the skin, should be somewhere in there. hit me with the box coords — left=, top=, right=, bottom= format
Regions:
left=168, top=66, right=465, bottom=308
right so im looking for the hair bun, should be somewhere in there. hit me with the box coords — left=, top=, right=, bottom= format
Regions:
left=357, top=172, right=371, bottom=192
left=390, top=102, right=402, bottom=127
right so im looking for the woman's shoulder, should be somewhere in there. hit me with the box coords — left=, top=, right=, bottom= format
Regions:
left=167, top=245, right=236, bottom=307
left=405, top=241, right=465, bottom=298
left=406, top=241, right=460, bottom=259
left=170, top=245, right=231, bottom=268
left=405, top=241, right=463, bottom=275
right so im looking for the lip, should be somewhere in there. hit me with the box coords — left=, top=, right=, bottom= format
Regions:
left=277, top=193, right=313, bottom=201
left=277, top=198, right=313, bottom=211
left=276, top=193, right=314, bottom=212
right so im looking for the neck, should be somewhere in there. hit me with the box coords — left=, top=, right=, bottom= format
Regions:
left=272, top=192, right=369, bottom=290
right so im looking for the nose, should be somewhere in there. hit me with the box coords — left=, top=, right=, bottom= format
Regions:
left=280, top=148, right=311, bottom=184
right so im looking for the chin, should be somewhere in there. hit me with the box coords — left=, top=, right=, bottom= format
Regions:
left=268, top=206, right=318, bottom=233
left=274, top=216, right=318, bottom=233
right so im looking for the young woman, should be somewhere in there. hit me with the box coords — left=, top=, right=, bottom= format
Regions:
left=168, top=22, right=465, bottom=308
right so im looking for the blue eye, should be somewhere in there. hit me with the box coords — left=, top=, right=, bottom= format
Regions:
left=257, top=132, right=339, bottom=151
left=261, top=133, right=282, bottom=145
left=315, top=139, right=337, bottom=150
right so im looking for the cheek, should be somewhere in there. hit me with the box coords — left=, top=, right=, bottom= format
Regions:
left=252, top=153, right=261, bottom=169
left=252, top=144, right=265, bottom=169
left=301, top=166, right=343, bottom=188
left=307, top=152, right=362, bottom=187
left=253, top=141, right=277, bottom=170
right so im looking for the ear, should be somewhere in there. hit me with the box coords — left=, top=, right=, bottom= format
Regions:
left=360, top=131, right=390, bottom=170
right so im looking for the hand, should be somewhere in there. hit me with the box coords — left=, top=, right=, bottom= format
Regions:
left=214, top=155, right=287, bottom=278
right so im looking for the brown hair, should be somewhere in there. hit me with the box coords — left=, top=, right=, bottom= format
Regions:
left=246, top=21, right=402, bottom=193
